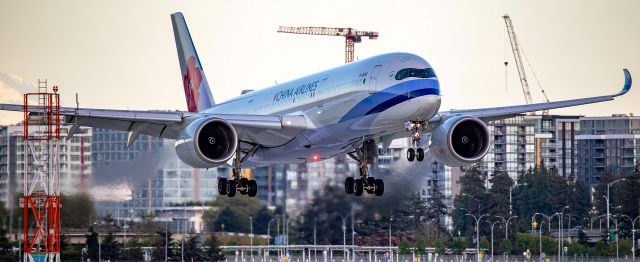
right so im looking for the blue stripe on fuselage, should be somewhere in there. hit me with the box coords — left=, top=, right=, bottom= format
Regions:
left=339, top=78, right=440, bottom=122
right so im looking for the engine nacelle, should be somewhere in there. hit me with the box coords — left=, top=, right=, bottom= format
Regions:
left=175, top=117, right=238, bottom=168
left=430, top=115, right=490, bottom=167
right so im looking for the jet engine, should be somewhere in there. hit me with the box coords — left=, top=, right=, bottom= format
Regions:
left=175, top=117, right=238, bottom=168
left=429, top=115, right=490, bottom=167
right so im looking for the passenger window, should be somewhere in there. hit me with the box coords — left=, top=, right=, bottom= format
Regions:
left=395, top=68, right=436, bottom=80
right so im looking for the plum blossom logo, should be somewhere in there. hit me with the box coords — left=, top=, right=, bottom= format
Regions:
left=183, top=56, right=202, bottom=112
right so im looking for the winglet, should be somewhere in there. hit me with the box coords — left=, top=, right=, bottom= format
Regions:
left=615, top=68, right=632, bottom=97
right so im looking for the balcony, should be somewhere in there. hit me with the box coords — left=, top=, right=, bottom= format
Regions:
left=593, top=153, right=605, bottom=158
left=494, top=137, right=506, bottom=144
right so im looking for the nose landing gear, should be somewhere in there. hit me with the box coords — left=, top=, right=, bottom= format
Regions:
left=406, top=121, right=427, bottom=162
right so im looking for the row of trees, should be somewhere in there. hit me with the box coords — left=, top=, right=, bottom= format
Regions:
left=279, top=161, right=640, bottom=256
left=78, top=217, right=224, bottom=261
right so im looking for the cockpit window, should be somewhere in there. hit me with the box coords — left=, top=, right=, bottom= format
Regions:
left=395, top=68, right=436, bottom=80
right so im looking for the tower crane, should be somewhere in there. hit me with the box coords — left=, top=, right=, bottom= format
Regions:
left=502, top=14, right=550, bottom=115
left=277, top=26, right=379, bottom=63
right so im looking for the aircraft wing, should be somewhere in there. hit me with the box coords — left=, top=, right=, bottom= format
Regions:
left=433, top=69, right=632, bottom=122
left=0, top=104, right=307, bottom=147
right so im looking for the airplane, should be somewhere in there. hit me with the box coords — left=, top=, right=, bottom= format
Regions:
left=0, top=12, right=632, bottom=198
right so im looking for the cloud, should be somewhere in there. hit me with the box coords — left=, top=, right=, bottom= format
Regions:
left=0, top=79, right=25, bottom=125
left=0, top=81, right=23, bottom=103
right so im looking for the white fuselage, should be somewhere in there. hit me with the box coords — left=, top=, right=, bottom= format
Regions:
left=208, top=52, right=441, bottom=165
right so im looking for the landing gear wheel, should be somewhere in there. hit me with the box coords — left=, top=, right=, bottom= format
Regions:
left=407, top=148, right=415, bottom=162
left=227, top=180, right=237, bottom=197
left=345, top=177, right=355, bottom=194
left=239, top=178, right=249, bottom=195
left=374, top=179, right=384, bottom=196
left=416, top=148, right=425, bottom=162
left=366, top=177, right=375, bottom=185
left=218, top=178, right=228, bottom=195
left=365, top=177, right=376, bottom=194
left=354, top=179, right=364, bottom=196
left=247, top=180, right=258, bottom=197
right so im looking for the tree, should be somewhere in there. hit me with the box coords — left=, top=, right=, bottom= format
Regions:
left=204, top=196, right=267, bottom=233
left=85, top=226, right=99, bottom=261
left=60, top=193, right=95, bottom=229
left=60, top=234, right=81, bottom=261
left=184, top=234, right=206, bottom=261
left=122, top=238, right=144, bottom=261
left=450, top=238, right=466, bottom=255
left=152, top=229, right=176, bottom=261
left=593, top=171, right=613, bottom=216
left=613, top=166, right=640, bottom=236
left=487, top=171, right=513, bottom=238
left=204, top=234, right=225, bottom=261
left=253, top=206, right=274, bottom=235
left=0, top=227, right=16, bottom=260
left=101, top=230, right=121, bottom=261
left=215, top=207, right=242, bottom=232
left=487, top=171, right=513, bottom=219
left=452, top=165, right=488, bottom=242
left=511, top=166, right=589, bottom=233
left=398, top=240, right=411, bottom=255
left=498, top=238, right=512, bottom=255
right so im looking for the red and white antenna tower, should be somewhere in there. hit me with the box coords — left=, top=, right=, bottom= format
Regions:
left=21, top=79, right=61, bottom=262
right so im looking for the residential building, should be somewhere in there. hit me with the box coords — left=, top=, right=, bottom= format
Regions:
left=0, top=124, right=92, bottom=208
left=534, top=115, right=581, bottom=179
left=577, top=114, right=640, bottom=187
left=481, top=115, right=537, bottom=181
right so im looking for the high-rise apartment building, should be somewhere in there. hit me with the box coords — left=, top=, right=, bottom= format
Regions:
left=481, top=115, right=537, bottom=181
left=0, top=124, right=92, bottom=208
left=577, top=114, right=640, bottom=186
left=534, top=115, right=581, bottom=179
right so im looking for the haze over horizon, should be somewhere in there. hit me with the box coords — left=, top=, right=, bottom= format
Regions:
left=1, top=0, right=638, bottom=124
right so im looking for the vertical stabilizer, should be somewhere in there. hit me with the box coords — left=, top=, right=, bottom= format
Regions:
left=171, top=12, right=215, bottom=112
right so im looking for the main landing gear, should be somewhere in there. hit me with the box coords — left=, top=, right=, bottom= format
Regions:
left=218, top=145, right=258, bottom=198
left=406, top=121, right=427, bottom=162
left=344, top=140, right=385, bottom=196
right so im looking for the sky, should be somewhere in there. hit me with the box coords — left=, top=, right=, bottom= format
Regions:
left=0, top=0, right=639, bottom=124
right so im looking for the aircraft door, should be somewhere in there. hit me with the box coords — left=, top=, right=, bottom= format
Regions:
left=368, top=64, right=382, bottom=93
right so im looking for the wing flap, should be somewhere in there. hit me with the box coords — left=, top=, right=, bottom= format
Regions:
left=1, top=103, right=307, bottom=146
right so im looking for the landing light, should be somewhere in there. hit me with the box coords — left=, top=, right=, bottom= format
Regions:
left=312, top=154, right=320, bottom=161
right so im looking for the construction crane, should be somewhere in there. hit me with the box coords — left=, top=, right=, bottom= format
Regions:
left=277, top=26, right=379, bottom=63
left=502, top=14, right=550, bottom=115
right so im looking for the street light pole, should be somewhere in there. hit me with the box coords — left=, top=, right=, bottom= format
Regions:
left=618, top=214, right=639, bottom=260
left=389, top=217, right=393, bottom=262
left=496, top=215, right=518, bottom=239
left=250, top=216, right=253, bottom=262
left=466, top=213, right=489, bottom=262
left=336, top=213, right=349, bottom=262
left=314, top=220, right=317, bottom=262
left=608, top=217, right=619, bottom=260
left=560, top=206, right=569, bottom=262
left=509, top=183, right=527, bottom=216
left=548, top=213, right=561, bottom=261
left=607, top=179, right=626, bottom=231
left=267, top=217, right=275, bottom=258
left=97, top=224, right=101, bottom=262
left=486, top=220, right=501, bottom=262
left=534, top=213, right=554, bottom=257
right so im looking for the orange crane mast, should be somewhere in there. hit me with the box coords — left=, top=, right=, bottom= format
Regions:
left=277, top=26, right=379, bottom=63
